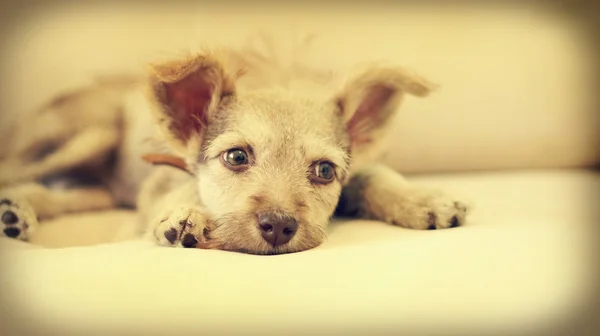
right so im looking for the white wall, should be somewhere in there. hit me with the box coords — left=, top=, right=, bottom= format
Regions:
left=0, top=2, right=596, bottom=173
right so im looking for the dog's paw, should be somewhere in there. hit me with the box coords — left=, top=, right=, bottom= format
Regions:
left=376, top=191, right=469, bottom=230
left=152, top=206, right=210, bottom=248
left=414, top=197, right=468, bottom=230
left=0, top=196, right=39, bottom=240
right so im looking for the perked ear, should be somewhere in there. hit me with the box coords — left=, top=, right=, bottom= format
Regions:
left=147, top=51, right=241, bottom=157
left=336, top=66, right=435, bottom=153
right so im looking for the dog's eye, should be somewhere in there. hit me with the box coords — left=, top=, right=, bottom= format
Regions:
left=223, top=149, right=249, bottom=167
left=310, top=161, right=336, bottom=184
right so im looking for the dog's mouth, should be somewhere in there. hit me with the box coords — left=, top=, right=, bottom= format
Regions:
left=214, top=245, right=312, bottom=256
left=202, top=214, right=326, bottom=255
left=202, top=232, right=322, bottom=255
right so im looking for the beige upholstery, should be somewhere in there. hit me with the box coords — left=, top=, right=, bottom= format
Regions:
left=0, top=3, right=597, bottom=335
left=2, top=170, right=597, bottom=335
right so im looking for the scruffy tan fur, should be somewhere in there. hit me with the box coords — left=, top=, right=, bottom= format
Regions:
left=0, top=35, right=468, bottom=254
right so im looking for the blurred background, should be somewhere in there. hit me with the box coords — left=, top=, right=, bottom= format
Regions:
left=0, top=1, right=597, bottom=174
left=0, top=2, right=599, bottom=335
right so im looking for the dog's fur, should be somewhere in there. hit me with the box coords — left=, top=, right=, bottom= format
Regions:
left=0, top=36, right=468, bottom=254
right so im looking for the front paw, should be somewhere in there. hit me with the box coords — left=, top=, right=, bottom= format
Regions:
left=0, top=195, right=39, bottom=241
left=151, top=206, right=211, bottom=248
left=371, top=191, right=469, bottom=230
left=414, top=196, right=468, bottom=230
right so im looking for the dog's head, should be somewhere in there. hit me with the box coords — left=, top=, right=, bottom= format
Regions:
left=147, top=50, right=433, bottom=254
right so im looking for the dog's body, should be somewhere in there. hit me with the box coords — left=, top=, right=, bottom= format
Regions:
left=0, top=37, right=468, bottom=254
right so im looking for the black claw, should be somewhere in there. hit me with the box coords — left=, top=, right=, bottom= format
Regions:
left=203, top=227, right=211, bottom=239
left=2, top=211, right=19, bottom=225
left=164, top=228, right=178, bottom=243
left=182, top=233, right=198, bottom=248
left=427, top=212, right=437, bottom=229
left=449, top=216, right=460, bottom=228
left=3, top=227, right=20, bottom=238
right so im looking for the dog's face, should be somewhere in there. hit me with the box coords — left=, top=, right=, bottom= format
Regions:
left=147, top=50, right=433, bottom=254
left=196, top=91, right=349, bottom=254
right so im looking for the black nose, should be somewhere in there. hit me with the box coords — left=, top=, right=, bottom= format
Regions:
left=3, top=227, right=20, bottom=238
left=258, top=211, right=298, bottom=247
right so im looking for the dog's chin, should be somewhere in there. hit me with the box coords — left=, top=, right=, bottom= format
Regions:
left=214, top=239, right=324, bottom=255
left=206, top=213, right=326, bottom=255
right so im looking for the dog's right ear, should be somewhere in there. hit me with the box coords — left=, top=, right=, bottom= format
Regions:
left=147, top=52, right=239, bottom=157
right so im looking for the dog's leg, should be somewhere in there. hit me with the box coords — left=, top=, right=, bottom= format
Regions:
left=336, top=164, right=469, bottom=230
left=0, top=183, right=115, bottom=240
left=0, top=126, right=119, bottom=187
left=137, top=168, right=212, bottom=248
left=0, top=107, right=74, bottom=176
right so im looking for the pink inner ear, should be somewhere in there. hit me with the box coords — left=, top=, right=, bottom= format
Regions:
left=165, top=72, right=213, bottom=141
left=346, top=85, right=395, bottom=146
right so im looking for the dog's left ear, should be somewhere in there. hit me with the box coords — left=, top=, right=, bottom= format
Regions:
left=335, top=66, right=435, bottom=152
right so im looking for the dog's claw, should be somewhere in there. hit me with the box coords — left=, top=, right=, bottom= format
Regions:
left=0, top=195, right=38, bottom=241
left=182, top=233, right=198, bottom=248
left=164, top=227, right=178, bottom=244
left=152, top=206, right=208, bottom=248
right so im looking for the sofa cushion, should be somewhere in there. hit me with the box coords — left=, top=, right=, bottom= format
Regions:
left=1, top=169, right=596, bottom=335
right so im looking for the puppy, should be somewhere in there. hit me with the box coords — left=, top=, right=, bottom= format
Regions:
left=0, top=37, right=468, bottom=254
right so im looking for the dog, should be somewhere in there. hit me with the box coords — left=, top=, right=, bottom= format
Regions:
left=0, top=35, right=469, bottom=254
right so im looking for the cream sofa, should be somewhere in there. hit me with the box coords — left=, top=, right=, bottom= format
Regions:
left=0, top=3, right=598, bottom=335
